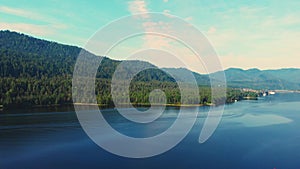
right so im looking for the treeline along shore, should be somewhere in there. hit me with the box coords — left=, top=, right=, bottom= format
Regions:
left=0, top=76, right=259, bottom=109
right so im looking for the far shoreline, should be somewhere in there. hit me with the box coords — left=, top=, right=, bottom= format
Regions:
left=9, top=92, right=300, bottom=111
left=1, top=102, right=217, bottom=112
left=274, top=90, right=300, bottom=93
left=73, top=102, right=213, bottom=107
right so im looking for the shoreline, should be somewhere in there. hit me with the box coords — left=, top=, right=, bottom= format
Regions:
left=5, top=94, right=284, bottom=111
left=73, top=102, right=214, bottom=107
left=243, top=96, right=258, bottom=100
left=1, top=102, right=217, bottom=111
left=274, top=90, right=300, bottom=93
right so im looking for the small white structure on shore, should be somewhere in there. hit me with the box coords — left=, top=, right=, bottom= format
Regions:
left=268, top=91, right=276, bottom=95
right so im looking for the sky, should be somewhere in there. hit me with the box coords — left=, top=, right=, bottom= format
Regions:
left=0, top=0, right=299, bottom=73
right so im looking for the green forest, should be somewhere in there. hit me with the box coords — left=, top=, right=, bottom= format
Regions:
left=0, top=30, right=259, bottom=108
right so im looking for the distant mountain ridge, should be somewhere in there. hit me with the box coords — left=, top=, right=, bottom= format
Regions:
left=212, top=68, right=300, bottom=90
left=1, top=30, right=299, bottom=90
left=162, top=67, right=300, bottom=90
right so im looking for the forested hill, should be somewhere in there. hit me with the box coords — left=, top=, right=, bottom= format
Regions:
left=0, top=31, right=78, bottom=78
left=0, top=30, right=223, bottom=107
left=0, top=30, right=177, bottom=82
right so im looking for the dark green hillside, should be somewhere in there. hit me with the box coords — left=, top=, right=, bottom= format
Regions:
left=0, top=30, right=175, bottom=82
left=0, top=31, right=180, bottom=107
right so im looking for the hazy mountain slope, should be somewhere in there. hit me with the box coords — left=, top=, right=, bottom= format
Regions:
left=212, top=68, right=300, bottom=90
left=264, top=69, right=300, bottom=84
left=162, top=68, right=210, bottom=85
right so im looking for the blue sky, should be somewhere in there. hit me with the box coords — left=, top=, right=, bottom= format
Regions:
left=0, top=0, right=299, bottom=72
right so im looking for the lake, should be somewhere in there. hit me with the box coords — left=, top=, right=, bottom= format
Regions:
left=1, top=93, right=300, bottom=169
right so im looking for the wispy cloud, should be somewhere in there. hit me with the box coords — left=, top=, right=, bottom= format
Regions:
left=128, top=0, right=149, bottom=14
left=127, top=0, right=172, bottom=48
left=207, top=26, right=216, bottom=34
left=0, top=22, right=54, bottom=36
left=208, top=27, right=300, bottom=70
left=0, top=6, right=68, bottom=32
left=142, top=22, right=172, bottom=48
left=262, top=14, right=300, bottom=27
left=184, top=16, right=193, bottom=21
left=239, top=6, right=267, bottom=16
left=198, top=2, right=300, bottom=70
left=125, top=1, right=217, bottom=73
left=0, top=6, right=53, bottom=23
left=163, top=9, right=170, bottom=15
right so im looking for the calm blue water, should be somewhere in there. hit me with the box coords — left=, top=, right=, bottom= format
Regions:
left=1, top=93, right=300, bottom=169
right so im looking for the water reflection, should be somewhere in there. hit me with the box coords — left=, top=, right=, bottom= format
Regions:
left=1, top=93, right=300, bottom=169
